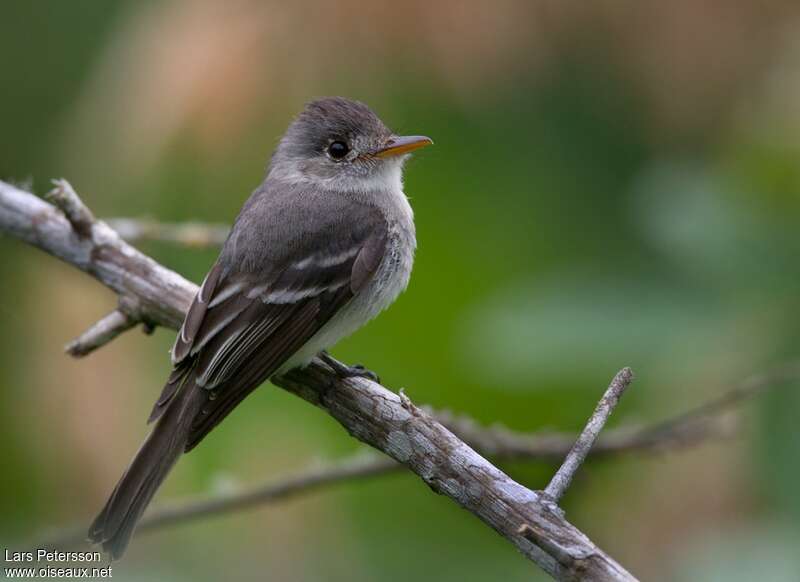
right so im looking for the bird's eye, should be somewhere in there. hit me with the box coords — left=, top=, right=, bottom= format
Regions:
left=328, top=141, right=350, bottom=160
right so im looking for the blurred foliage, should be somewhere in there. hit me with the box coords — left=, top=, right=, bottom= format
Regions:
left=1, top=1, right=800, bottom=580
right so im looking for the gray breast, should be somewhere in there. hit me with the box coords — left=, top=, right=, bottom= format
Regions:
left=279, top=186, right=416, bottom=370
left=340, top=185, right=416, bottom=329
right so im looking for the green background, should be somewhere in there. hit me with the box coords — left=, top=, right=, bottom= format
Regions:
left=1, top=1, right=799, bottom=580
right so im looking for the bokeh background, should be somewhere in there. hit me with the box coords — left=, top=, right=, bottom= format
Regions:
left=2, top=1, right=800, bottom=580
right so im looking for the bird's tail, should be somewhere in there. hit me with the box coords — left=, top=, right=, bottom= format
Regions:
left=88, top=383, right=203, bottom=559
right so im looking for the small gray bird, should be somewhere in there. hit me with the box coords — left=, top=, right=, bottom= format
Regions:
left=89, top=97, right=432, bottom=558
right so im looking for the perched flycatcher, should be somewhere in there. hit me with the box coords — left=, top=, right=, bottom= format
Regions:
left=89, top=97, right=432, bottom=558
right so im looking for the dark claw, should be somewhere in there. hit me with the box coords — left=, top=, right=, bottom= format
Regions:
left=320, top=352, right=381, bottom=383
left=347, top=364, right=380, bottom=383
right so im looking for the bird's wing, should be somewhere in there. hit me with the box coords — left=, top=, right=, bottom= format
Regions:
left=148, top=194, right=388, bottom=451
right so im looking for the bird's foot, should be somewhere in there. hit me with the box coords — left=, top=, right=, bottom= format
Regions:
left=320, top=351, right=381, bottom=383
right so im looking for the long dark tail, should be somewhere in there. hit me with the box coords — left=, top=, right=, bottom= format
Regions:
left=88, top=383, right=203, bottom=559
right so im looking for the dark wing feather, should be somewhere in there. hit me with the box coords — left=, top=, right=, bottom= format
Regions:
left=182, top=260, right=363, bottom=451
left=149, top=190, right=388, bottom=449
left=147, top=364, right=193, bottom=423
left=351, top=227, right=387, bottom=293
left=172, top=263, right=223, bottom=364
left=186, top=291, right=347, bottom=450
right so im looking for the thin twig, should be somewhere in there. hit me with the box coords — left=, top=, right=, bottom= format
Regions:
left=543, top=368, right=634, bottom=503
left=106, top=218, right=229, bottom=248
left=65, top=309, right=137, bottom=357
left=40, top=454, right=398, bottom=548
left=46, top=179, right=95, bottom=238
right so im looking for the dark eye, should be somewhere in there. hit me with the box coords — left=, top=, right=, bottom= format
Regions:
left=328, top=140, right=350, bottom=160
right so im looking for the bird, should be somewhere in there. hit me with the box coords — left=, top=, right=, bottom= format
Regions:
left=88, top=97, right=432, bottom=558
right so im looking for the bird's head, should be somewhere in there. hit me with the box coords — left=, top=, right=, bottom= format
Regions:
left=269, top=97, right=432, bottom=192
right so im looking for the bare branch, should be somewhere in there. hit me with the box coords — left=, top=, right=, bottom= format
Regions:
left=275, top=365, right=637, bottom=580
left=106, top=218, right=229, bottom=248
left=41, top=453, right=399, bottom=548
left=139, top=360, right=797, bottom=532
left=544, top=368, right=634, bottom=503
left=46, top=179, right=95, bottom=238
left=36, top=363, right=798, bottom=553
left=0, top=180, right=195, bottom=329
left=65, top=309, right=137, bottom=357
left=7, top=178, right=800, bottom=579
left=0, top=177, right=641, bottom=580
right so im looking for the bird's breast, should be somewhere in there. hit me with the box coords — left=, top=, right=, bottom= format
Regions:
left=279, top=188, right=416, bottom=371
left=347, top=185, right=416, bottom=325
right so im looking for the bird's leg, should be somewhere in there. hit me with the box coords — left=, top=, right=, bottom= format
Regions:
left=319, top=351, right=380, bottom=383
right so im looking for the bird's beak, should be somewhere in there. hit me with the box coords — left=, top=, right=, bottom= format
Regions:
left=373, top=135, right=433, bottom=158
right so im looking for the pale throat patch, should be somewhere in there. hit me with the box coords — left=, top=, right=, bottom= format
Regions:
left=269, top=156, right=407, bottom=195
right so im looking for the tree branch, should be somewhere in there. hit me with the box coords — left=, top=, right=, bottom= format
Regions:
left=6, top=178, right=797, bottom=579
left=0, top=180, right=193, bottom=329
left=64, top=308, right=137, bottom=357
left=36, top=360, right=794, bottom=552
left=105, top=217, right=230, bottom=248
left=46, top=179, right=95, bottom=239
left=274, top=363, right=636, bottom=579
left=41, top=453, right=399, bottom=548
left=0, top=177, right=655, bottom=580
left=543, top=368, right=634, bottom=503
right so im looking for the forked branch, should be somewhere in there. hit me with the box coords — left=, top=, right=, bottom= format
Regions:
left=6, top=178, right=790, bottom=580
